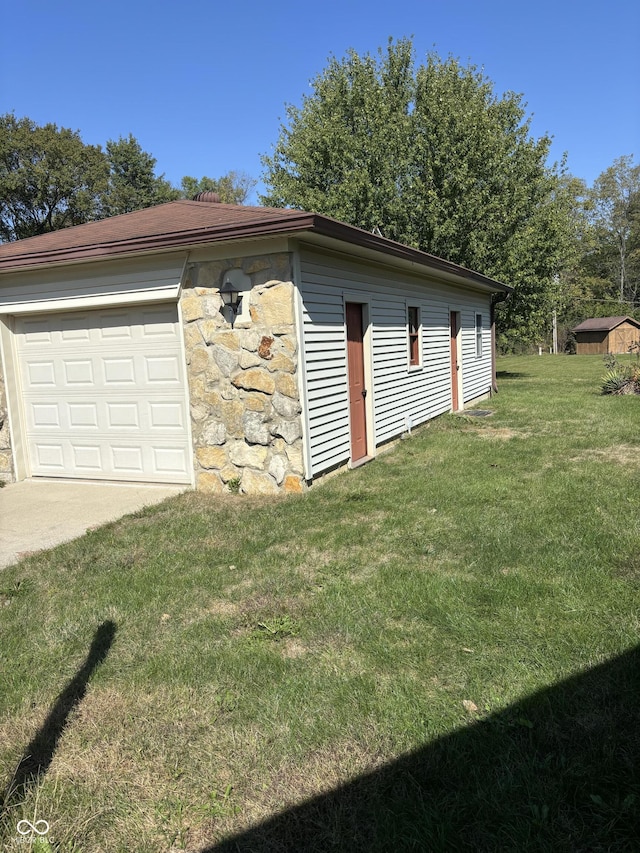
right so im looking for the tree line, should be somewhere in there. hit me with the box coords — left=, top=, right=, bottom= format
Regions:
left=1, top=39, right=637, bottom=348
left=0, top=114, right=255, bottom=242
left=260, top=39, right=639, bottom=351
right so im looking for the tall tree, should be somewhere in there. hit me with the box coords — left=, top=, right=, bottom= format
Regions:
left=262, top=40, right=414, bottom=238
left=262, top=39, right=573, bottom=345
left=102, top=134, right=179, bottom=216
left=0, top=113, right=108, bottom=241
left=180, top=170, right=257, bottom=204
left=586, top=155, right=640, bottom=305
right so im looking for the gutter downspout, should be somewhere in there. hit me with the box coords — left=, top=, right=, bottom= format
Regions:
left=491, top=290, right=511, bottom=394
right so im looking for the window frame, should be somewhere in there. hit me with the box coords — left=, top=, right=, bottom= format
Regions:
left=407, top=304, right=422, bottom=369
left=475, top=312, right=483, bottom=358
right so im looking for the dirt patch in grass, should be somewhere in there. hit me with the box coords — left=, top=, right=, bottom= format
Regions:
left=204, top=599, right=242, bottom=618
left=1, top=685, right=250, bottom=850
left=463, top=426, right=529, bottom=440
left=188, top=737, right=392, bottom=850
left=279, top=638, right=309, bottom=659
left=263, top=543, right=341, bottom=579
left=17, top=683, right=390, bottom=850
left=572, top=444, right=640, bottom=466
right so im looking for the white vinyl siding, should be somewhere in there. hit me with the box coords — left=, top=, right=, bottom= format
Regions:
left=299, top=286, right=351, bottom=472
left=299, top=248, right=493, bottom=477
left=460, top=306, right=491, bottom=402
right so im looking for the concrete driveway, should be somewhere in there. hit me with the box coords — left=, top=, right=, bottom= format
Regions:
left=0, top=479, right=188, bottom=569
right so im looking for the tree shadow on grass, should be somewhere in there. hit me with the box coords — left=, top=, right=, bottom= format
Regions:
left=496, top=370, right=530, bottom=379
left=206, top=645, right=640, bottom=852
left=0, top=620, right=116, bottom=813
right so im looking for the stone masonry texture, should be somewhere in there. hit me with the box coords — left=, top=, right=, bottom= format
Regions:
left=182, top=252, right=306, bottom=495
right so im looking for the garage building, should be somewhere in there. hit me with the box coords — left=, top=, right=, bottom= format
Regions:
left=0, top=197, right=510, bottom=493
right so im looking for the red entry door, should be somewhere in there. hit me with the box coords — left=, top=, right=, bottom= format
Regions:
left=346, top=302, right=368, bottom=462
left=450, top=311, right=460, bottom=411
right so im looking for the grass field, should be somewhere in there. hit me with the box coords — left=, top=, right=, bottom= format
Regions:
left=1, top=354, right=639, bottom=852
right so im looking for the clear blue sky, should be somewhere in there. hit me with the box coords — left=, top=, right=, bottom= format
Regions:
left=2, top=0, right=638, bottom=203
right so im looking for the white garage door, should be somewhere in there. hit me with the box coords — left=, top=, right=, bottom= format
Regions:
left=15, top=304, right=192, bottom=484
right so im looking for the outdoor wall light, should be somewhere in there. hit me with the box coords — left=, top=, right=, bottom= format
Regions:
left=220, top=278, right=243, bottom=324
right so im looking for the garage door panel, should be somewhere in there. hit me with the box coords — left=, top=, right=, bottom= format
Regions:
left=68, top=403, right=99, bottom=427
left=64, top=359, right=94, bottom=385
left=145, top=354, right=182, bottom=384
left=149, top=401, right=185, bottom=429
left=33, top=442, right=66, bottom=471
left=111, top=445, right=144, bottom=475
left=60, top=317, right=91, bottom=340
left=16, top=306, right=191, bottom=484
left=26, top=433, right=191, bottom=483
left=20, top=321, right=53, bottom=344
left=153, top=446, right=190, bottom=475
left=141, top=308, right=178, bottom=336
left=102, top=356, right=136, bottom=385
left=31, top=402, right=61, bottom=428
left=73, top=443, right=102, bottom=471
left=107, top=402, right=140, bottom=429
left=22, top=351, right=185, bottom=391
left=25, top=397, right=188, bottom=433
left=98, top=312, right=134, bottom=340
left=26, top=361, right=57, bottom=387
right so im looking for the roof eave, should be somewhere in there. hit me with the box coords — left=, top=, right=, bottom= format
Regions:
left=310, top=217, right=511, bottom=293
left=0, top=213, right=318, bottom=274
left=0, top=210, right=511, bottom=294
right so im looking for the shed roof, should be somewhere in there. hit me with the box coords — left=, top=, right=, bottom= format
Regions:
left=572, top=316, right=640, bottom=333
left=0, top=199, right=510, bottom=294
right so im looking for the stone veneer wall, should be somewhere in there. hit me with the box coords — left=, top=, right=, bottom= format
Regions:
left=0, top=360, right=13, bottom=483
left=181, top=252, right=306, bottom=495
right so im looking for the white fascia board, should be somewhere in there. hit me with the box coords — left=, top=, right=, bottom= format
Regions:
left=4, top=284, right=182, bottom=315
left=0, top=255, right=188, bottom=315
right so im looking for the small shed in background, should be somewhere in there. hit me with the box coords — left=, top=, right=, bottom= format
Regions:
left=572, top=316, right=640, bottom=355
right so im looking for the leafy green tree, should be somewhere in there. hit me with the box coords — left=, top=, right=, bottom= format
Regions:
left=262, top=39, right=574, bottom=346
left=545, top=176, right=598, bottom=348
left=547, top=160, right=640, bottom=349
left=0, top=113, right=108, bottom=241
left=102, top=134, right=179, bottom=216
left=180, top=170, right=257, bottom=204
left=0, top=117, right=184, bottom=241
left=262, top=40, right=414, bottom=238
left=585, top=155, right=640, bottom=305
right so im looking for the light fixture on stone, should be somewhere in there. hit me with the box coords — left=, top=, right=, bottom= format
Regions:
left=220, top=277, right=243, bottom=324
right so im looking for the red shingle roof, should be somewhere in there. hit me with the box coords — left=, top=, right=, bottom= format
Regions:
left=572, top=316, right=640, bottom=333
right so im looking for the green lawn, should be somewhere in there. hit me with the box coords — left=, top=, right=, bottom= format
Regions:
left=1, top=354, right=639, bottom=852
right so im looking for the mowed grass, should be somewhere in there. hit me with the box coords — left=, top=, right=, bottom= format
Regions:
left=1, top=354, right=639, bottom=851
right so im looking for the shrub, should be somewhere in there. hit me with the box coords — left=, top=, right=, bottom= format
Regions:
left=601, top=369, right=636, bottom=395
left=601, top=352, right=640, bottom=395
left=602, top=344, right=640, bottom=394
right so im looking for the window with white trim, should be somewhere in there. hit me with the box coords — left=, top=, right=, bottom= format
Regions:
left=408, top=305, right=421, bottom=367
left=475, top=313, right=483, bottom=358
